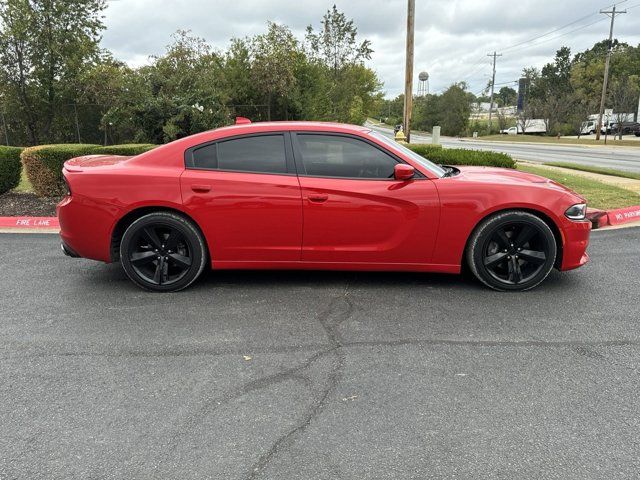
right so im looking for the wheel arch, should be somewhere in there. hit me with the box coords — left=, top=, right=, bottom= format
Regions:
left=110, top=206, right=210, bottom=263
left=462, top=207, right=564, bottom=271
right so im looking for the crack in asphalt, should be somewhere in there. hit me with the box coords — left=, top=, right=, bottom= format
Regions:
left=164, top=348, right=332, bottom=456
left=247, top=284, right=353, bottom=480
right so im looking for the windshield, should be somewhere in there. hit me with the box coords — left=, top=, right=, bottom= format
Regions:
left=369, top=131, right=446, bottom=178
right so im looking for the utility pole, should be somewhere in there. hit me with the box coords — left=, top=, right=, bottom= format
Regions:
left=403, top=0, right=415, bottom=143
left=595, top=4, right=626, bottom=141
left=487, top=51, right=502, bottom=133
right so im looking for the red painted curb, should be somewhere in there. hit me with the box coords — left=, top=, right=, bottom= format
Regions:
left=586, top=205, right=640, bottom=229
left=0, top=216, right=59, bottom=229
left=606, top=205, right=640, bottom=226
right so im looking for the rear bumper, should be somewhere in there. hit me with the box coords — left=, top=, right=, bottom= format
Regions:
left=559, top=219, right=591, bottom=271
left=60, top=240, right=80, bottom=258
left=57, top=194, right=121, bottom=262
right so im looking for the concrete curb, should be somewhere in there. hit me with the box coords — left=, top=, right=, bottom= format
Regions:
left=2, top=208, right=640, bottom=236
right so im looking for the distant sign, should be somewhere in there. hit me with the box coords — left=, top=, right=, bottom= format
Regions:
left=517, top=78, right=529, bottom=112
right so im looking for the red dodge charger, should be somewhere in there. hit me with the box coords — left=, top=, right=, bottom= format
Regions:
left=57, top=121, right=590, bottom=292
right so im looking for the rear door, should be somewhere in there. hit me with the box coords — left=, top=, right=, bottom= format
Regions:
left=292, top=132, right=440, bottom=265
left=180, top=132, right=303, bottom=263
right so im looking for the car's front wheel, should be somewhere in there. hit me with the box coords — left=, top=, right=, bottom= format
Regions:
left=120, top=212, right=207, bottom=292
left=467, top=211, right=557, bottom=291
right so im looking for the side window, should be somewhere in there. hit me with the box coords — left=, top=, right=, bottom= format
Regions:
left=191, top=134, right=287, bottom=174
left=296, top=134, right=397, bottom=179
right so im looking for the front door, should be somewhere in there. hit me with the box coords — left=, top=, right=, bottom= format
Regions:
left=181, top=133, right=303, bottom=263
left=292, top=133, right=440, bottom=265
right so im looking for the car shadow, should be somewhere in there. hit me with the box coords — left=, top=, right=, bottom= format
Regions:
left=92, top=260, right=579, bottom=294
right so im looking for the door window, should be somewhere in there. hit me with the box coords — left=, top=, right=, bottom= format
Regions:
left=191, top=134, right=287, bottom=174
left=296, top=134, right=398, bottom=179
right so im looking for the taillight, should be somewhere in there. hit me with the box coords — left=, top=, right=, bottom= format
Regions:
left=63, top=176, right=71, bottom=196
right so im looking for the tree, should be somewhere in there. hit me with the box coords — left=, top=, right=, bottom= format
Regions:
left=439, top=84, right=471, bottom=136
left=608, top=76, right=640, bottom=139
left=305, top=5, right=372, bottom=74
left=0, top=0, right=106, bottom=144
left=304, top=5, right=379, bottom=123
left=412, top=83, right=471, bottom=136
left=529, top=47, right=574, bottom=133
left=251, top=23, right=300, bottom=121
left=497, top=86, right=517, bottom=107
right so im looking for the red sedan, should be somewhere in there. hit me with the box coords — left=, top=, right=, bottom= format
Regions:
left=57, top=121, right=590, bottom=292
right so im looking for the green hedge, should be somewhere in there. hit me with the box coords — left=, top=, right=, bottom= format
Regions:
left=21, top=143, right=157, bottom=197
left=0, top=146, right=24, bottom=194
left=407, top=143, right=515, bottom=169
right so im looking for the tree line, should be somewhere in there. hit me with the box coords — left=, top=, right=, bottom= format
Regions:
left=1, top=1, right=638, bottom=145
left=0, top=1, right=381, bottom=146
left=375, top=41, right=640, bottom=137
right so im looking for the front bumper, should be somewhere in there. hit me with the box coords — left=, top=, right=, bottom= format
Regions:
left=559, top=219, right=591, bottom=271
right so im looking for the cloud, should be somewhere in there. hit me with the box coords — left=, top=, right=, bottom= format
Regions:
left=101, top=0, right=640, bottom=98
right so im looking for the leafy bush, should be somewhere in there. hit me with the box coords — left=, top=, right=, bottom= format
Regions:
left=97, top=144, right=157, bottom=156
left=21, top=143, right=159, bottom=196
left=21, top=144, right=100, bottom=197
left=0, top=146, right=24, bottom=194
left=407, top=143, right=515, bottom=169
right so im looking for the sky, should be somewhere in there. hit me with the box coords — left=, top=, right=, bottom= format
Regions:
left=102, top=0, right=640, bottom=98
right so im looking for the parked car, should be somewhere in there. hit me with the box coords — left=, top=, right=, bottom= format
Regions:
left=634, top=124, right=640, bottom=137
left=58, top=121, right=590, bottom=292
left=610, top=121, right=640, bottom=136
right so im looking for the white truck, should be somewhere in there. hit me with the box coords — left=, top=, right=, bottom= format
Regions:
left=580, top=113, right=635, bottom=135
left=501, top=119, right=547, bottom=135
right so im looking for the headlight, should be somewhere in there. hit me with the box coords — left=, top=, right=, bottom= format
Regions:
left=565, top=203, right=587, bottom=220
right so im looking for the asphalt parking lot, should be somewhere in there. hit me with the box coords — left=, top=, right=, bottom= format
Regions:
left=1, top=227, right=639, bottom=479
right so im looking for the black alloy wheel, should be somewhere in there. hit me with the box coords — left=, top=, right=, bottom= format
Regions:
left=467, top=211, right=557, bottom=291
left=120, top=212, right=207, bottom=292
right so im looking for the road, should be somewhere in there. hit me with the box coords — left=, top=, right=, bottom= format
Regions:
left=367, top=122, right=640, bottom=173
left=1, top=228, right=639, bottom=479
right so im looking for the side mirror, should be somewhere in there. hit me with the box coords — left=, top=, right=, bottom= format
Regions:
left=394, top=164, right=415, bottom=181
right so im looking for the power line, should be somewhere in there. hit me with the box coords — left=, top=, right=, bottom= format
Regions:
left=500, top=12, right=601, bottom=53
left=504, top=17, right=608, bottom=56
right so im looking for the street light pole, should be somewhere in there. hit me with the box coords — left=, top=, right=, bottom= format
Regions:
left=595, top=5, right=626, bottom=141
left=403, top=0, right=415, bottom=143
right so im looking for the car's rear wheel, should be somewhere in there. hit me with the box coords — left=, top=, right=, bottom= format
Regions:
left=120, top=212, right=207, bottom=292
left=467, top=211, right=557, bottom=291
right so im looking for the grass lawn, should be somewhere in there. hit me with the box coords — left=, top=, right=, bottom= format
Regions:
left=517, top=164, right=640, bottom=210
left=473, top=134, right=640, bottom=147
left=543, top=162, right=640, bottom=180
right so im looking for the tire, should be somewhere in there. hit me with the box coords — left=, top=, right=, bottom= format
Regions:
left=120, top=212, right=207, bottom=292
left=466, top=211, right=557, bottom=292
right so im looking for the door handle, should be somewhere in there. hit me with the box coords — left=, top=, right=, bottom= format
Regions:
left=191, top=184, right=211, bottom=193
left=308, top=193, right=328, bottom=203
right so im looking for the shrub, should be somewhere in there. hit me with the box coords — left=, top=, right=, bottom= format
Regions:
left=0, top=146, right=24, bottom=194
left=97, top=144, right=157, bottom=156
left=21, top=144, right=100, bottom=197
left=21, top=143, right=159, bottom=197
left=407, top=143, right=515, bottom=169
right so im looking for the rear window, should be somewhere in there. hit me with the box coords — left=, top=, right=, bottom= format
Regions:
left=191, top=134, right=287, bottom=174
